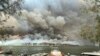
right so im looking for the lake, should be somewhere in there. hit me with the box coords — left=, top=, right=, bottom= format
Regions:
left=1, top=45, right=99, bottom=55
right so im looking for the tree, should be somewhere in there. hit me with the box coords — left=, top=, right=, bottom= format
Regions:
left=80, top=0, right=100, bottom=46
left=93, top=0, right=100, bottom=43
left=0, top=0, right=22, bottom=14
left=95, top=15, right=100, bottom=42
left=0, top=0, right=22, bottom=40
left=80, top=25, right=95, bottom=42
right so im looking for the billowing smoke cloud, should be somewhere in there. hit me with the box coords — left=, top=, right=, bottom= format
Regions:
left=0, top=0, right=96, bottom=45
left=0, top=12, right=20, bottom=32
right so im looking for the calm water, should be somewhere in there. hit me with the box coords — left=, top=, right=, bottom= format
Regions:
left=1, top=45, right=100, bottom=55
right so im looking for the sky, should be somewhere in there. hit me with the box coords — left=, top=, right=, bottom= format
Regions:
left=21, top=0, right=86, bottom=12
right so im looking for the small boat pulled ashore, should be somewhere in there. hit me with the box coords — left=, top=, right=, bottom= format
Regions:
left=81, top=51, right=100, bottom=56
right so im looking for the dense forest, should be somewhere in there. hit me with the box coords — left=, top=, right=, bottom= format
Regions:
left=80, top=0, right=100, bottom=45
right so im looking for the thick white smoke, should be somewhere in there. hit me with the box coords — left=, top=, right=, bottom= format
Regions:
left=0, top=0, right=96, bottom=45
left=0, top=12, right=20, bottom=32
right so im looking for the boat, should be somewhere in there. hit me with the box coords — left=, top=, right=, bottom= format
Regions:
left=81, top=51, right=100, bottom=56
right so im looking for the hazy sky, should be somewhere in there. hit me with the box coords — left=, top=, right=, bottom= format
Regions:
left=21, top=0, right=86, bottom=12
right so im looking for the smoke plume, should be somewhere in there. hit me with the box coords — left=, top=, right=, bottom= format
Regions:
left=0, top=0, right=96, bottom=45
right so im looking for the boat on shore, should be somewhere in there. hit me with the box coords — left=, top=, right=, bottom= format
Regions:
left=81, top=51, right=100, bottom=56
